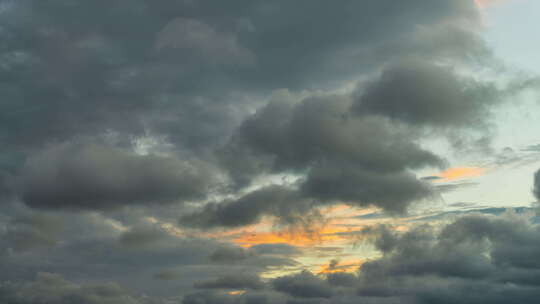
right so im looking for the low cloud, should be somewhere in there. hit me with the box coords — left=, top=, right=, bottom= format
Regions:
left=0, top=273, right=150, bottom=304
left=194, top=274, right=265, bottom=290
left=18, top=142, right=214, bottom=210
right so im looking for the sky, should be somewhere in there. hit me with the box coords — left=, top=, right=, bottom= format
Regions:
left=1, top=1, right=540, bottom=303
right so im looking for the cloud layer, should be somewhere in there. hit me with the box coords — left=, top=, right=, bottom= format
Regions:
left=1, top=0, right=538, bottom=303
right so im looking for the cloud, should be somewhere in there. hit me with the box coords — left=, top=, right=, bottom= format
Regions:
left=182, top=291, right=238, bottom=304
left=434, top=182, right=480, bottom=193
left=352, top=214, right=540, bottom=302
left=194, top=274, right=264, bottom=290
left=0, top=199, right=302, bottom=299
left=17, top=142, right=214, bottom=210
left=119, top=226, right=168, bottom=248
left=224, top=94, right=443, bottom=180
left=0, top=0, right=500, bottom=221
left=0, top=0, right=483, bottom=160
left=180, top=185, right=313, bottom=229
left=326, top=272, right=358, bottom=288
left=0, top=1, right=537, bottom=303
left=272, top=271, right=334, bottom=299
left=182, top=290, right=286, bottom=304
left=223, top=211, right=540, bottom=303
left=0, top=272, right=150, bottom=304
left=301, top=164, right=434, bottom=214
left=154, top=269, right=182, bottom=281
left=215, top=93, right=443, bottom=219
left=522, top=144, right=540, bottom=152
left=209, top=246, right=251, bottom=263
left=154, top=18, right=255, bottom=66
left=250, top=244, right=301, bottom=256
left=2, top=212, right=62, bottom=252
left=353, top=59, right=499, bottom=129
left=534, top=169, right=540, bottom=201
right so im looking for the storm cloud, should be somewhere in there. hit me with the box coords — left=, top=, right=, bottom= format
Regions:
left=0, top=0, right=537, bottom=303
left=0, top=272, right=152, bottom=304
left=18, top=142, right=214, bottom=210
left=353, top=59, right=499, bottom=128
left=181, top=185, right=313, bottom=228
left=0, top=0, right=497, bottom=217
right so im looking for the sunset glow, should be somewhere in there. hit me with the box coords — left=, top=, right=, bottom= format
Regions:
left=437, top=167, right=486, bottom=181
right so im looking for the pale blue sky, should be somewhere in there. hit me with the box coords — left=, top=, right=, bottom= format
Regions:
left=436, top=0, right=540, bottom=207
left=484, top=0, right=540, bottom=74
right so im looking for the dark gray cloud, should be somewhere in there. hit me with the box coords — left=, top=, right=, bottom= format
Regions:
left=119, top=226, right=168, bottom=248
left=0, top=212, right=296, bottom=299
left=0, top=197, right=305, bottom=300
left=194, top=274, right=264, bottom=290
left=215, top=94, right=442, bottom=220
left=0, top=0, right=483, bottom=159
left=0, top=0, right=496, bottom=219
left=0, top=272, right=154, bottom=304
left=220, top=212, right=540, bottom=304
left=1, top=212, right=62, bottom=252
left=18, top=142, right=214, bottom=210
left=352, top=214, right=540, bottom=303
left=224, top=95, right=443, bottom=181
left=209, top=246, right=251, bottom=264
left=177, top=200, right=531, bottom=303
left=0, top=0, right=535, bottom=303
left=153, top=269, right=182, bottom=281
left=326, top=273, right=357, bottom=288
left=272, top=271, right=333, bottom=299
left=182, top=290, right=287, bottom=304
left=182, top=291, right=238, bottom=304
left=188, top=57, right=506, bottom=223
left=353, top=59, right=499, bottom=128
left=0, top=0, right=250, bottom=154
left=301, top=164, right=433, bottom=214
left=180, top=185, right=313, bottom=229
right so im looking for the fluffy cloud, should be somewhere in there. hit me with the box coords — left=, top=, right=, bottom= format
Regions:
left=206, top=211, right=539, bottom=304
left=352, top=214, right=540, bottom=303
left=18, top=142, right=213, bottom=210
left=181, top=185, right=312, bottom=228
left=353, top=59, right=499, bottom=129
left=0, top=0, right=498, bottom=218
left=0, top=0, right=537, bottom=303
left=272, top=271, right=334, bottom=299
left=0, top=0, right=483, bottom=157
left=0, top=272, right=152, bottom=304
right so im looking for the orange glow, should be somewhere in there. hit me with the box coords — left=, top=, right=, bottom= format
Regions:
left=189, top=204, right=418, bottom=279
left=317, top=259, right=364, bottom=274
left=227, top=290, right=246, bottom=296
left=199, top=205, right=375, bottom=248
left=232, top=225, right=354, bottom=248
left=437, top=167, right=486, bottom=182
left=210, top=205, right=405, bottom=248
